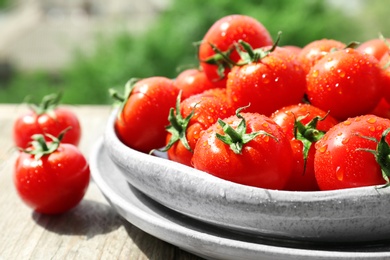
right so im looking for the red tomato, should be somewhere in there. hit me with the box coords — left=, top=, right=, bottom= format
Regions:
left=297, top=39, right=346, bottom=74
left=173, top=68, right=216, bottom=100
left=227, top=45, right=306, bottom=116
left=306, top=48, right=383, bottom=121
left=314, top=115, right=390, bottom=190
left=379, top=52, right=390, bottom=105
left=164, top=92, right=233, bottom=167
left=370, top=98, right=390, bottom=119
left=198, top=15, right=273, bottom=88
left=113, top=77, right=179, bottom=153
left=13, top=93, right=81, bottom=149
left=192, top=110, right=293, bottom=190
left=14, top=133, right=90, bottom=214
left=357, top=37, right=390, bottom=61
left=271, top=103, right=338, bottom=191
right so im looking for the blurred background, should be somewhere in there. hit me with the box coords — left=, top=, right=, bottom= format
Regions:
left=0, top=0, right=388, bottom=104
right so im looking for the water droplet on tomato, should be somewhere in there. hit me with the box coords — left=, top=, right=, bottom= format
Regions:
left=343, top=120, right=351, bottom=125
left=263, top=135, right=270, bottom=142
left=337, top=69, right=345, bottom=78
left=367, top=117, right=377, bottom=124
left=341, top=137, right=350, bottom=144
left=369, top=126, right=375, bottom=132
left=262, top=74, right=270, bottom=84
left=312, top=70, right=319, bottom=77
left=318, top=144, right=328, bottom=153
left=336, top=166, right=344, bottom=181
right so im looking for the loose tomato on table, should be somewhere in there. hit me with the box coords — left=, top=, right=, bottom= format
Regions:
left=226, top=42, right=306, bottom=116
left=111, top=77, right=179, bottom=153
left=192, top=107, right=293, bottom=190
left=14, top=131, right=90, bottom=214
left=173, top=68, right=216, bottom=100
left=271, top=103, right=339, bottom=191
left=314, top=115, right=390, bottom=190
left=162, top=91, right=233, bottom=167
left=198, top=14, right=273, bottom=88
left=13, top=93, right=81, bottom=149
left=306, top=48, right=383, bottom=121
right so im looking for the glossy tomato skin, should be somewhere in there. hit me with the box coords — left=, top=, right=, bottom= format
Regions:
left=297, top=39, right=346, bottom=74
left=115, top=77, right=179, bottom=153
left=14, top=143, right=90, bottom=214
left=192, top=113, right=293, bottom=190
left=167, top=94, right=233, bottom=167
left=379, top=53, right=390, bottom=105
left=227, top=47, right=306, bottom=116
left=306, top=48, right=383, bottom=121
left=271, top=103, right=338, bottom=191
left=199, top=15, right=273, bottom=88
left=357, top=38, right=390, bottom=61
left=173, top=68, right=216, bottom=100
left=13, top=108, right=81, bottom=149
left=314, top=115, right=390, bottom=190
left=271, top=103, right=339, bottom=140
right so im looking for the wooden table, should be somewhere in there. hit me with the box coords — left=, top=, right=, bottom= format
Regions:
left=0, top=104, right=203, bottom=260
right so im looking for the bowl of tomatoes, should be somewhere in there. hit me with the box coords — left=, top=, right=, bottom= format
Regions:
left=104, top=108, right=390, bottom=243
left=102, top=14, right=390, bottom=244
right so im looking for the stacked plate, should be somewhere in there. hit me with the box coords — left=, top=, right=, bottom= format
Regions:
left=89, top=110, right=390, bottom=260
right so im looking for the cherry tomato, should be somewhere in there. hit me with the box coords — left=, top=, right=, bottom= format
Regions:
left=163, top=92, right=233, bottom=167
left=357, top=37, right=390, bottom=61
left=198, top=15, right=273, bottom=88
left=271, top=103, right=338, bottom=191
left=314, top=115, right=390, bottom=190
left=13, top=93, right=81, bottom=149
left=297, top=39, right=346, bottom=74
left=192, top=108, right=293, bottom=190
left=14, top=132, right=90, bottom=214
left=306, top=48, right=383, bottom=121
left=173, top=68, right=216, bottom=100
left=227, top=44, right=306, bottom=116
left=112, top=77, right=179, bottom=153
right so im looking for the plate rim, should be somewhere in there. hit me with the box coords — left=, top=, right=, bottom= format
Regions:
left=90, top=137, right=390, bottom=260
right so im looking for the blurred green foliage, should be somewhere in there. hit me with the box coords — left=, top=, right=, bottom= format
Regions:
left=0, top=0, right=382, bottom=104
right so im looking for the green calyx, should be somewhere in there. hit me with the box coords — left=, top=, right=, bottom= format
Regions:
left=293, top=113, right=328, bottom=175
left=357, top=128, right=390, bottom=188
left=216, top=105, right=276, bottom=155
left=29, top=92, right=62, bottom=116
left=203, top=43, right=235, bottom=81
left=21, top=128, right=69, bottom=160
left=109, top=78, right=140, bottom=114
left=235, top=31, right=281, bottom=65
left=159, top=91, right=195, bottom=153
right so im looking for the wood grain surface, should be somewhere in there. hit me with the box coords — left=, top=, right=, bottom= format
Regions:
left=0, top=104, right=204, bottom=260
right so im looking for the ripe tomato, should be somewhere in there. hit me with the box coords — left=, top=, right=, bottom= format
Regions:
left=357, top=37, right=390, bottom=61
left=306, top=48, right=383, bottom=121
left=297, top=39, right=346, bottom=74
left=14, top=132, right=90, bottom=214
left=173, top=68, right=216, bottom=100
left=112, top=77, right=179, bottom=153
left=198, top=14, right=273, bottom=88
left=227, top=45, right=306, bottom=116
left=13, top=93, right=81, bottom=149
left=379, top=52, right=390, bottom=105
left=163, top=92, right=233, bottom=167
left=271, top=103, right=338, bottom=191
left=314, top=115, right=390, bottom=190
left=192, top=109, right=293, bottom=190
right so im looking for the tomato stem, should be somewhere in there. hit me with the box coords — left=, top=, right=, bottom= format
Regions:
left=159, top=91, right=195, bottom=153
left=216, top=105, right=276, bottom=154
left=29, top=92, right=62, bottom=116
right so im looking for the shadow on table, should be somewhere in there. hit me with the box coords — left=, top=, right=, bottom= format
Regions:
left=32, top=199, right=122, bottom=238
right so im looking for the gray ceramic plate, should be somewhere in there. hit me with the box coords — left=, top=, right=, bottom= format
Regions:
left=104, top=110, right=390, bottom=243
left=90, top=138, right=390, bottom=260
